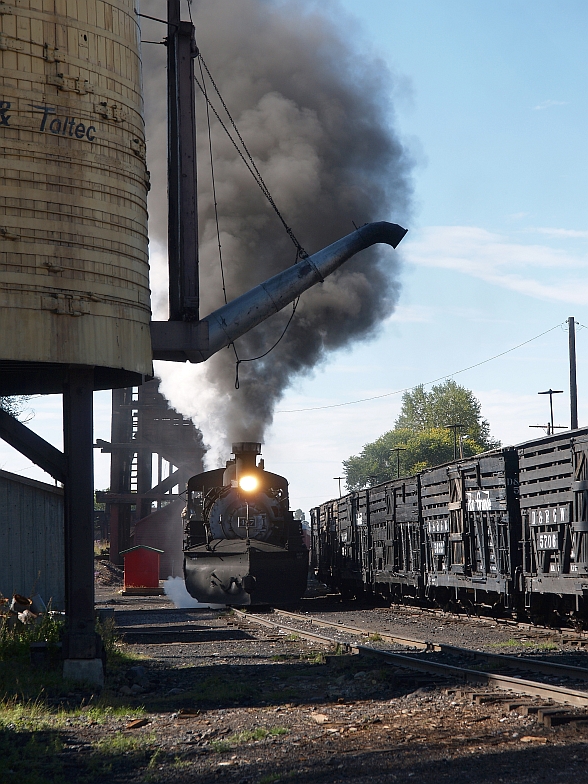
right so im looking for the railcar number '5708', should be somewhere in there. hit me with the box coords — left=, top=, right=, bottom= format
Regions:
left=537, top=532, right=559, bottom=551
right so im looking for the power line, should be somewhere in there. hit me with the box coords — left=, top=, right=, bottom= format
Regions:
left=193, top=49, right=307, bottom=383
left=276, top=321, right=567, bottom=413
left=193, top=55, right=308, bottom=260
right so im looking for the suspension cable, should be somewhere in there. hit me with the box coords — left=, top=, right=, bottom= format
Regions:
left=194, top=51, right=311, bottom=384
left=198, top=56, right=228, bottom=305
left=234, top=293, right=301, bottom=389
left=194, top=57, right=308, bottom=260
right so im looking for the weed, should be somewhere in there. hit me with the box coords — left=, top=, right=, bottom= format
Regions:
left=0, top=725, right=65, bottom=784
left=0, top=609, right=63, bottom=661
left=94, top=540, right=109, bottom=557
left=172, top=755, right=191, bottom=769
left=305, top=651, right=326, bottom=664
left=264, top=687, right=299, bottom=702
left=96, top=622, right=148, bottom=671
left=74, top=702, right=146, bottom=724
left=94, top=732, right=146, bottom=754
left=87, top=729, right=156, bottom=778
left=163, top=674, right=255, bottom=706
left=95, top=617, right=119, bottom=659
left=211, top=739, right=232, bottom=753
left=144, top=748, right=167, bottom=782
left=269, top=726, right=289, bottom=736
left=490, top=638, right=558, bottom=651
left=212, top=725, right=289, bottom=751
left=285, top=633, right=300, bottom=642
left=0, top=698, right=56, bottom=732
left=368, top=633, right=383, bottom=642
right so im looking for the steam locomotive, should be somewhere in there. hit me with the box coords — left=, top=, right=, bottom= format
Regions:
left=311, top=427, right=588, bottom=622
left=183, top=442, right=308, bottom=605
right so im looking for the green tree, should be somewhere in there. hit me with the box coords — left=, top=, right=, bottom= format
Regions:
left=395, top=380, right=496, bottom=448
left=0, top=396, right=30, bottom=420
left=343, top=381, right=499, bottom=491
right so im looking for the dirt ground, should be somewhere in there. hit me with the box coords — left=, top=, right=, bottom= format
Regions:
left=47, top=590, right=586, bottom=784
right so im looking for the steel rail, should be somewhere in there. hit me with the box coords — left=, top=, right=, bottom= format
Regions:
left=274, top=609, right=434, bottom=651
left=386, top=602, right=588, bottom=643
left=355, top=646, right=588, bottom=708
left=274, top=609, right=588, bottom=683
left=232, top=609, right=588, bottom=708
left=231, top=609, right=351, bottom=649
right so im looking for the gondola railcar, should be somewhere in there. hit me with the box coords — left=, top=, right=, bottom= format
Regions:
left=420, top=448, right=521, bottom=613
left=311, top=427, right=588, bottom=621
left=518, top=428, right=588, bottom=619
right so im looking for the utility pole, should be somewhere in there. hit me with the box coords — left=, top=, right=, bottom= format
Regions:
left=333, top=476, right=344, bottom=498
left=446, top=423, right=465, bottom=461
left=390, top=447, right=407, bottom=478
left=459, top=434, right=469, bottom=460
left=569, top=317, right=579, bottom=430
left=538, top=389, right=564, bottom=436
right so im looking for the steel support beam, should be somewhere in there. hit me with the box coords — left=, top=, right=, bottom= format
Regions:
left=0, top=408, right=66, bottom=482
left=167, top=0, right=198, bottom=321
left=108, top=387, right=133, bottom=564
left=63, top=367, right=97, bottom=660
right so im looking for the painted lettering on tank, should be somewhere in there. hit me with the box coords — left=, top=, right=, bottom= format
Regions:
left=32, top=104, right=96, bottom=142
left=0, top=101, right=11, bottom=126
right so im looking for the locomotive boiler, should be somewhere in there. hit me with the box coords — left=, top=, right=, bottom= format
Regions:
left=183, top=442, right=308, bottom=605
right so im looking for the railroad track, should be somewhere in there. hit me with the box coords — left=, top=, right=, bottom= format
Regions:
left=274, top=609, right=588, bottom=682
left=232, top=608, right=588, bottom=715
left=382, top=602, right=588, bottom=647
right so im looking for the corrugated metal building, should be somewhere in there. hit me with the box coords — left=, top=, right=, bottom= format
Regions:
left=0, top=469, right=64, bottom=609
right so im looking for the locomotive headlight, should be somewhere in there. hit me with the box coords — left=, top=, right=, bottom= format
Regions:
left=239, top=475, right=259, bottom=492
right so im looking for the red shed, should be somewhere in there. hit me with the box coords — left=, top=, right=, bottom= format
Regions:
left=120, top=545, right=164, bottom=590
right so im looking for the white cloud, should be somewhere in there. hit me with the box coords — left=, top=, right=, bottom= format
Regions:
left=531, top=227, right=588, bottom=239
left=404, top=225, right=588, bottom=305
left=267, top=392, right=402, bottom=510
left=474, top=389, right=563, bottom=447
left=386, top=304, right=434, bottom=323
left=507, top=211, right=531, bottom=221
left=532, top=99, right=568, bottom=111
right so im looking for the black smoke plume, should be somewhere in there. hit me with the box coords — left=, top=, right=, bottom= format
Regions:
left=141, top=0, right=413, bottom=457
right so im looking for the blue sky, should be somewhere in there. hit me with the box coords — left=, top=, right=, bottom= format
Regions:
left=2, top=0, right=588, bottom=515
left=267, top=0, right=588, bottom=510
